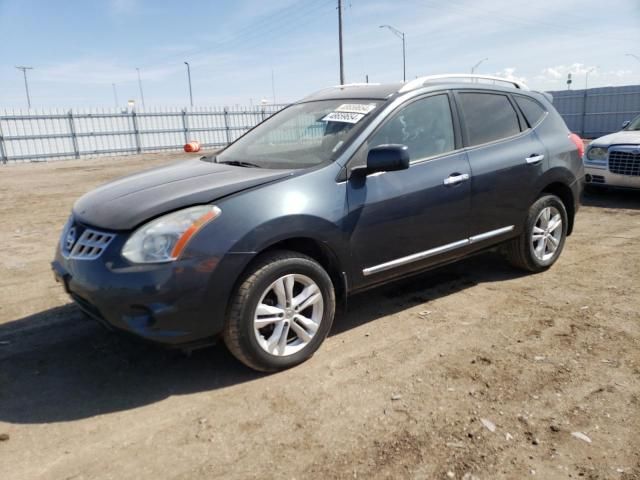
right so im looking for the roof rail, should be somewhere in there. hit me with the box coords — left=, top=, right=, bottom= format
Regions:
left=332, top=82, right=381, bottom=88
left=398, top=74, right=529, bottom=93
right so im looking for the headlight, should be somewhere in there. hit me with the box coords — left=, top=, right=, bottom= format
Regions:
left=586, top=146, right=607, bottom=161
left=122, top=205, right=221, bottom=263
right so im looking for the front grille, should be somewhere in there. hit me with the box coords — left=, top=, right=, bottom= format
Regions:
left=609, top=150, right=640, bottom=176
left=68, top=228, right=115, bottom=260
left=591, top=175, right=606, bottom=184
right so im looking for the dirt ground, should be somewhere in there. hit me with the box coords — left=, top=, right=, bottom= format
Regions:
left=0, top=153, right=639, bottom=480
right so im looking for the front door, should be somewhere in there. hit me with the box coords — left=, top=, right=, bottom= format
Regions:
left=346, top=93, right=472, bottom=288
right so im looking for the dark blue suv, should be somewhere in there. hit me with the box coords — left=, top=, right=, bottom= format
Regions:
left=52, top=74, right=584, bottom=371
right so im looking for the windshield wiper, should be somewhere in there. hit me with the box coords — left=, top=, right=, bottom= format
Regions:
left=217, top=160, right=262, bottom=168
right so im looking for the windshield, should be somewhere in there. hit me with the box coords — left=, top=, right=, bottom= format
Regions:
left=625, top=115, right=640, bottom=131
left=213, top=100, right=380, bottom=169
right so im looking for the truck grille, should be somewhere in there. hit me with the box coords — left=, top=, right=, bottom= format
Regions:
left=609, top=150, right=640, bottom=176
left=62, top=222, right=115, bottom=260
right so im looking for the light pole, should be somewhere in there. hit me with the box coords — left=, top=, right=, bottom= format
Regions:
left=15, top=66, right=33, bottom=108
left=338, top=0, right=345, bottom=84
left=379, top=24, right=406, bottom=82
left=135, top=67, right=145, bottom=108
left=585, top=66, right=597, bottom=90
left=112, top=83, right=119, bottom=109
left=184, top=62, right=193, bottom=107
left=471, top=57, right=488, bottom=74
left=625, top=53, right=640, bottom=63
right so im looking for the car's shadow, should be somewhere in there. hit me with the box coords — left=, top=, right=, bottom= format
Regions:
left=582, top=187, right=640, bottom=210
left=0, top=252, right=525, bottom=425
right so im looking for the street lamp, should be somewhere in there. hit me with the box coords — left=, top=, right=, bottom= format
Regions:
left=625, top=53, right=640, bottom=63
left=135, top=67, right=145, bottom=108
left=585, top=66, right=597, bottom=90
left=15, top=66, right=33, bottom=109
left=379, top=24, right=406, bottom=82
left=471, top=58, right=488, bottom=74
left=112, top=83, right=119, bottom=109
left=184, top=62, right=193, bottom=107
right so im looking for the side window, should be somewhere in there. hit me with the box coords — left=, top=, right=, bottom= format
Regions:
left=514, top=95, right=546, bottom=127
left=369, top=94, right=455, bottom=161
left=458, top=93, right=521, bottom=146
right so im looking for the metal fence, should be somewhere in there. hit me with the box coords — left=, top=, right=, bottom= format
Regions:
left=0, top=104, right=287, bottom=163
left=549, top=85, right=640, bottom=139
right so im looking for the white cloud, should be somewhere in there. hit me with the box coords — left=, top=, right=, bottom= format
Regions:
left=493, top=67, right=527, bottom=85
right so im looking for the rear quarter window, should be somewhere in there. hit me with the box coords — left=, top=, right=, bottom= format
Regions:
left=458, top=92, right=521, bottom=146
left=514, top=95, right=547, bottom=127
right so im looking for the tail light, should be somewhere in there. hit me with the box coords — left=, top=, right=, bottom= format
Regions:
left=568, top=133, right=584, bottom=158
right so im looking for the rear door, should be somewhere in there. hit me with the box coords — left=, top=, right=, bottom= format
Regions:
left=454, top=90, right=547, bottom=238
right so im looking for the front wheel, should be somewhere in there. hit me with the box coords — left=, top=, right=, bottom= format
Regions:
left=504, top=194, right=568, bottom=272
left=223, top=251, right=336, bottom=372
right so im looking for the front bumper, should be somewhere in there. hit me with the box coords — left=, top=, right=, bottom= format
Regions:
left=584, top=165, right=640, bottom=189
left=52, top=236, right=252, bottom=346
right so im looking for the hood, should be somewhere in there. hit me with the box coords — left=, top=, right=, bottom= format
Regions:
left=591, top=130, right=640, bottom=147
left=73, top=158, right=294, bottom=230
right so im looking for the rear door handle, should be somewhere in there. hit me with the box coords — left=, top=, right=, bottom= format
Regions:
left=526, top=154, right=545, bottom=164
left=443, top=173, right=470, bottom=186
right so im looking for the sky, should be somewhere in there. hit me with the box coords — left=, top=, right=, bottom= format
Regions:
left=0, top=0, right=639, bottom=109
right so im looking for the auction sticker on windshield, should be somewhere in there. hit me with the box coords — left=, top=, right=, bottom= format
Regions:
left=335, top=103, right=377, bottom=114
left=322, top=111, right=365, bottom=124
left=322, top=103, right=377, bottom=124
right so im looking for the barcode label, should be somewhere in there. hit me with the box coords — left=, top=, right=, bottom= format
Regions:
left=335, top=103, right=377, bottom=114
left=322, top=112, right=365, bottom=124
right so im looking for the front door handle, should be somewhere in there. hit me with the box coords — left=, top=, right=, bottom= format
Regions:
left=526, top=154, right=545, bottom=164
left=443, top=173, right=470, bottom=186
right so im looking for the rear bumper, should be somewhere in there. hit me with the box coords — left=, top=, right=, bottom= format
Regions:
left=585, top=166, right=640, bottom=189
left=52, top=248, right=253, bottom=346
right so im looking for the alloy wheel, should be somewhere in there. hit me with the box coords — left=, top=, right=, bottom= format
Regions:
left=531, top=206, right=563, bottom=262
left=253, top=274, right=324, bottom=356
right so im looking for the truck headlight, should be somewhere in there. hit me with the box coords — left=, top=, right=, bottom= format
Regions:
left=586, top=147, right=607, bottom=161
left=122, top=205, right=221, bottom=263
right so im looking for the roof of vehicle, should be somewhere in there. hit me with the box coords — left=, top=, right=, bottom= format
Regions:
left=300, top=74, right=551, bottom=104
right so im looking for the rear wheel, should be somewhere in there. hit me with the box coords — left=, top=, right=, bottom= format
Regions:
left=223, top=251, right=336, bottom=372
left=504, top=194, right=568, bottom=272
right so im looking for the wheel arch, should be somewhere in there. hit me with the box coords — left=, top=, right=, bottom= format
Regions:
left=228, top=236, right=348, bottom=317
left=539, top=181, right=575, bottom=235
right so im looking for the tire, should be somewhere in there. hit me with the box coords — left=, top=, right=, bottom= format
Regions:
left=504, top=194, right=568, bottom=272
left=223, top=250, right=336, bottom=372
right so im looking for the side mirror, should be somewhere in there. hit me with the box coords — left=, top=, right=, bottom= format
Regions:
left=366, top=144, right=410, bottom=174
left=622, top=120, right=631, bottom=129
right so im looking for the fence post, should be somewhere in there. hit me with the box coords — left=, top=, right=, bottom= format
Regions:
left=67, top=110, right=80, bottom=159
left=181, top=108, right=189, bottom=144
left=223, top=107, right=231, bottom=145
left=0, top=120, right=6, bottom=164
left=131, top=109, right=142, bottom=153
left=261, top=107, right=266, bottom=121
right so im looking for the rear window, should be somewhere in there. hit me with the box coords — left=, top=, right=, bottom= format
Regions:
left=458, top=93, right=521, bottom=146
left=515, top=96, right=546, bottom=127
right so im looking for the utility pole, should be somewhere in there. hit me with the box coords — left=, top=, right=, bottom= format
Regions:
left=338, top=0, right=345, bottom=84
left=136, top=67, right=145, bottom=108
left=112, top=83, right=119, bottom=109
left=471, top=57, right=488, bottom=74
left=15, top=66, right=33, bottom=109
left=184, top=62, right=193, bottom=107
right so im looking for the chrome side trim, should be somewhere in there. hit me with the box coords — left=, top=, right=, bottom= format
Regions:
left=362, top=239, right=469, bottom=276
left=362, top=225, right=515, bottom=276
left=469, top=225, right=514, bottom=243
